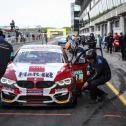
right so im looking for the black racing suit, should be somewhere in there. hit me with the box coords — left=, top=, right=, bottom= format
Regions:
left=106, top=35, right=114, bottom=54
left=0, top=37, right=13, bottom=78
left=86, top=36, right=96, bottom=49
left=86, top=56, right=111, bottom=100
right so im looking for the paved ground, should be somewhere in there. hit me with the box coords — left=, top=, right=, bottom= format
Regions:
left=0, top=40, right=125, bottom=126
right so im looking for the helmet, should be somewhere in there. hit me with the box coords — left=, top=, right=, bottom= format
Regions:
left=86, top=49, right=97, bottom=59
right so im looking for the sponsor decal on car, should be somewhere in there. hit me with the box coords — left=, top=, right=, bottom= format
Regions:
left=14, top=64, right=64, bottom=81
left=18, top=72, right=53, bottom=78
left=27, top=89, right=43, bottom=95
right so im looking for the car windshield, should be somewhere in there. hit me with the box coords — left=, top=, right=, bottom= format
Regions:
left=13, top=50, right=63, bottom=64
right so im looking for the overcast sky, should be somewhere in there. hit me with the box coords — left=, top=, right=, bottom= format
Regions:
left=0, top=0, right=75, bottom=28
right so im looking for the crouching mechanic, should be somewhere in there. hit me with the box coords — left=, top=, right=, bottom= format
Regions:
left=82, top=49, right=111, bottom=103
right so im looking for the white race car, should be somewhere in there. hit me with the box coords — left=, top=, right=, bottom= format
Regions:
left=0, top=45, right=87, bottom=106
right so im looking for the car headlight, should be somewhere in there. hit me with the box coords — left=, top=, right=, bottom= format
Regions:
left=56, top=78, right=72, bottom=86
left=0, top=77, right=16, bottom=85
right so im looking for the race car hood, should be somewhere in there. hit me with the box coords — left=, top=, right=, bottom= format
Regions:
left=5, top=63, right=66, bottom=81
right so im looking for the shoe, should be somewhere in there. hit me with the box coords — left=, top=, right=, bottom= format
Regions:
left=82, top=89, right=90, bottom=94
left=97, top=93, right=108, bottom=102
left=76, top=89, right=82, bottom=97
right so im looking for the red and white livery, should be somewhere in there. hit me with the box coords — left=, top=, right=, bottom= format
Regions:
left=0, top=45, right=87, bottom=106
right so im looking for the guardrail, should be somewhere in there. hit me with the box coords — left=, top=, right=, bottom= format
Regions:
left=6, top=36, right=46, bottom=45
left=5, top=34, right=57, bottom=45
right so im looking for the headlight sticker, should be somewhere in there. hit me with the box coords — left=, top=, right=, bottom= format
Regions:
left=1, top=77, right=16, bottom=85
left=1, top=78, right=7, bottom=84
left=64, top=78, right=72, bottom=85
left=56, top=78, right=72, bottom=86
left=56, top=80, right=64, bottom=86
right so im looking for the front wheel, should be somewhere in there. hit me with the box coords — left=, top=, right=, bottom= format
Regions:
left=67, top=96, right=77, bottom=107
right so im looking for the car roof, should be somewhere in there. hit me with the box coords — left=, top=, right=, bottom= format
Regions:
left=59, top=37, right=66, bottom=40
left=20, top=44, right=63, bottom=53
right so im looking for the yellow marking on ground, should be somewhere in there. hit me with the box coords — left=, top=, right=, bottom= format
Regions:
left=106, top=82, right=126, bottom=106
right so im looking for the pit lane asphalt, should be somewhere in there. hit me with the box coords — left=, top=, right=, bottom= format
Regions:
left=0, top=40, right=125, bottom=126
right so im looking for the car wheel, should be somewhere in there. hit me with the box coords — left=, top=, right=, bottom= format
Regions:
left=67, top=96, right=77, bottom=107
left=72, top=96, right=77, bottom=106
left=0, top=101, right=9, bottom=107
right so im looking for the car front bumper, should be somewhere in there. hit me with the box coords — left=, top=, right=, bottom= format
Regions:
left=1, top=87, right=74, bottom=106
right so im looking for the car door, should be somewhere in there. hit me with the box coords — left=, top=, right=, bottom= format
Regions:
left=71, top=47, right=103, bottom=90
left=71, top=50, right=87, bottom=90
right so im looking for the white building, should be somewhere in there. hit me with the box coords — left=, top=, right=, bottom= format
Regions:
left=75, top=0, right=126, bottom=36
left=71, top=3, right=81, bottom=34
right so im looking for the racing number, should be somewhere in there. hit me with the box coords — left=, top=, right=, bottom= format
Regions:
left=74, top=70, right=83, bottom=82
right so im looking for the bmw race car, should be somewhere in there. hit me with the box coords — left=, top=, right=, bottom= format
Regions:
left=0, top=45, right=88, bottom=106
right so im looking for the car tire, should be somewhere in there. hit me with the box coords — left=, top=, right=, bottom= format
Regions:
left=67, top=96, right=77, bottom=107
left=0, top=101, right=9, bottom=107
left=72, top=96, right=77, bottom=106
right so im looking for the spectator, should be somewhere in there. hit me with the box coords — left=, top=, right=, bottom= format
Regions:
left=106, top=33, right=114, bottom=54
left=41, top=33, right=43, bottom=44
left=44, top=33, right=48, bottom=44
left=102, top=34, right=107, bottom=49
left=32, top=34, right=35, bottom=41
left=15, top=30, right=20, bottom=42
left=10, top=20, right=15, bottom=30
left=87, top=33, right=96, bottom=49
left=113, top=33, right=120, bottom=52
left=96, top=34, right=102, bottom=48
left=66, top=35, right=71, bottom=42
left=120, top=33, right=126, bottom=61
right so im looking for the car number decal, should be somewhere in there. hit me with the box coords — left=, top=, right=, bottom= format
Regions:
left=74, top=70, right=83, bottom=80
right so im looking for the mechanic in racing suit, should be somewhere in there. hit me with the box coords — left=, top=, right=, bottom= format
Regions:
left=0, top=30, right=14, bottom=78
left=65, top=35, right=77, bottom=56
left=86, top=33, right=96, bottom=49
left=82, top=49, right=111, bottom=103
